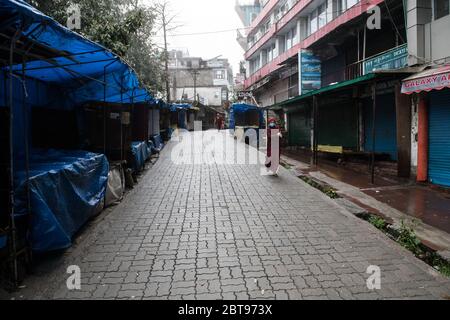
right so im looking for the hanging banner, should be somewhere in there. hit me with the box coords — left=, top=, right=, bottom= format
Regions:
left=298, top=50, right=322, bottom=96
left=364, top=44, right=408, bottom=74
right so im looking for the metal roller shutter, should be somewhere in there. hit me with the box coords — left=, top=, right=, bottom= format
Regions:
left=364, top=93, right=398, bottom=160
left=318, top=102, right=358, bottom=149
left=429, top=89, right=450, bottom=187
left=288, top=110, right=311, bottom=147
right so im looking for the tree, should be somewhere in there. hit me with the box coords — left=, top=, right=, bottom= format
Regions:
left=153, top=1, right=183, bottom=102
left=29, top=0, right=166, bottom=96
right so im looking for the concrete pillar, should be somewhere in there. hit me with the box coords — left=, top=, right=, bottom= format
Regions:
left=395, top=84, right=412, bottom=178
left=406, top=0, right=432, bottom=65
left=417, top=94, right=428, bottom=182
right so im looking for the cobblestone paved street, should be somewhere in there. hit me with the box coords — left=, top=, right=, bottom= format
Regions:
left=6, top=131, right=450, bottom=300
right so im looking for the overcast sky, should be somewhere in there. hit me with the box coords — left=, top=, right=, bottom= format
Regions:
left=150, top=0, right=246, bottom=75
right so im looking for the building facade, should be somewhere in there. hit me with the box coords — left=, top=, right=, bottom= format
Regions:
left=403, top=0, right=450, bottom=187
left=169, top=50, right=233, bottom=109
left=238, top=0, right=450, bottom=188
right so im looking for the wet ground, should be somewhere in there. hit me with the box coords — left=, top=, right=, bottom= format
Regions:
left=283, top=149, right=450, bottom=235
left=2, top=131, right=450, bottom=300
left=364, top=186, right=450, bottom=234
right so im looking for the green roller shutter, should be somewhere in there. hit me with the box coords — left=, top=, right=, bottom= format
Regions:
left=318, top=102, right=358, bottom=149
left=289, top=110, right=311, bottom=147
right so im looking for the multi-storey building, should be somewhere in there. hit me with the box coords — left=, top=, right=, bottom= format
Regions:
left=169, top=50, right=233, bottom=108
left=239, top=0, right=450, bottom=188
left=235, top=0, right=264, bottom=51
left=168, top=50, right=233, bottom=129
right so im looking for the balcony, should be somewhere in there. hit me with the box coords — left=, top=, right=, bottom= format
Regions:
left=245, top=0, right=312, bottom=60
left=311, top=44, right=409, bottom=91
left=244, top=0, right=387, bottom=89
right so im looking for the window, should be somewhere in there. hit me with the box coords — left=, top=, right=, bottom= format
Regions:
left=434, top=0, right=450, bottom=20
left=267, top=43, right=276, bottom=62
left=333, top=0, right=359, bottom=18
left=215, top=70, right=225, bottom=80
left=292, top=26, right=298, bottom=44
left=347, top=0, right=358, bottom=9
left=318, top=3, right=327, bottom=28
left=310, top=10, right=318, bottom=34
left=250, top=58, right=260, bottom=74
left=285, top=27, right=297, bottom=50
left=333, top=0, right=345, bottom=18
left=286, top=30, right=292, bottom=50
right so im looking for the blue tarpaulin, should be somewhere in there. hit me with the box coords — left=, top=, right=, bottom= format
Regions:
left=0, top=0, right=153, bottom=105
left=14, top=149, right=109, bottom=252
left=170, top=103, right=192, bottom=112
left=130, top=141, right=151, bottom=172
left=0, top=0, right=159, bottom=253
left=0, top=235, right=6, bottom=249
left=151, top=134, right=164, bottom=151
left=229, top=103, right=265, bottom=130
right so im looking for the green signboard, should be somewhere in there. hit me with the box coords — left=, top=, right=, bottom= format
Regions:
left=364, top=44, right=408, bottom=74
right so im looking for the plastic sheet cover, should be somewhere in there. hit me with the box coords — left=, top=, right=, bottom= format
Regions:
left=229, top=103, right=265, bottom=130
left=14, top=149, right=109, bottom=252
left=105, top=165, right=125, bottom=207
left=131, top=141, right=151, bottom=172
left=151, top=134, right=164, bottom=152
left=0, top=235, right=6, bottom=249
left=1, top=0, right=154, bottom=105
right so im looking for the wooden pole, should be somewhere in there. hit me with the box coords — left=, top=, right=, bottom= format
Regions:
left=371, top=82, right=377, bottom=184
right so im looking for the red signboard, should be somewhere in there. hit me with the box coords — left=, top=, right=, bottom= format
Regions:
left=402, top=66, right=450, bottom=95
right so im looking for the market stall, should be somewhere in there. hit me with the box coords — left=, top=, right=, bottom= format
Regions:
left=0, top=0, right=155, bottom=285
left=229, top=103, right=265, bottom=145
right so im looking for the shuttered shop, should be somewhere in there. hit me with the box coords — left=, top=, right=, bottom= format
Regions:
left=429, top=89, right=450, bottom=187
left=288, top=109, right=311, bottom=147
left=363, top=93, right=398, bottom=161
left=318, top=102, right=358, bottom=149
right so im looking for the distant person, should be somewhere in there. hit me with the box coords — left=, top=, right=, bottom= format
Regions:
left=265, top=118, right=282, bottom=174
left=216, top=114, right=223, bottom=131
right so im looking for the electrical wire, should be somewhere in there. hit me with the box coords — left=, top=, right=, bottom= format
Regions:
left=155, top=26, right=252, bottom=38
left=157, top=1, right=402, bottom=38
left=383, top=0, right=406, bottom=44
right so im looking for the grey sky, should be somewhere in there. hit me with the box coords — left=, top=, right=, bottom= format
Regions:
left=151, top=0, right=245, bottom=75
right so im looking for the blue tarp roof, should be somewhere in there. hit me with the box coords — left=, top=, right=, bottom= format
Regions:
left=229, top=103, right=265, bottom=130
left=231, top=103, right=260, bottom=113
left=0, top=0, right=154, bottom=105
left=170, top=103, right=193, bottom=112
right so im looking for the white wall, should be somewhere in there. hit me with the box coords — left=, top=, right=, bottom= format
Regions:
left=174, top=87, right=224, bottom=106
left=425, top=14, right=450, bottom=63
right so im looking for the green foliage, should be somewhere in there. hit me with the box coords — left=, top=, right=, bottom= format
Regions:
left=299, top=176, right=340, bottom=199
left=29, top=0, right=165, bottom=95
left=368, top=216, right=387, bottom=231
left=397, top=221, right=423, bottom=256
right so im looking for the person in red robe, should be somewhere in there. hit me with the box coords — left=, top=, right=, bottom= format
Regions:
left=265, top=118, right=282, bottom=172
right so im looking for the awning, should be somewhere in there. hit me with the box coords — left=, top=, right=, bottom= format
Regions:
left=268, top=73, right=377, bottom=111
left=0, top=0, right=154, bottom=105
left=401, top=65, right=450, bottom=95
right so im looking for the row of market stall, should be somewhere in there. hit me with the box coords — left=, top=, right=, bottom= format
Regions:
left=0, top=0, right=197, bottom=287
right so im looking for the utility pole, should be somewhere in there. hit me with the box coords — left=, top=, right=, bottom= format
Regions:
left=189, top=69, right=200, bottom=103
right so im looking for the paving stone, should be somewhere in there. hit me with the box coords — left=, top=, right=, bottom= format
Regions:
left=8, top=131, right=450, bottom=300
